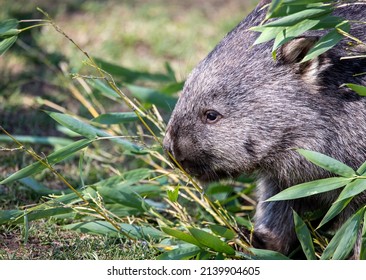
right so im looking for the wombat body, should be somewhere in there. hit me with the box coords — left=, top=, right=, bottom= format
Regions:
left=163, top=0, right=366, bottom=257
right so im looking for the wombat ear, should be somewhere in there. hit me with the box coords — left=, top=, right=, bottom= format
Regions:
left=277, top=36, right=330, bottom=84
left=277, top=37, right=319, bottom=64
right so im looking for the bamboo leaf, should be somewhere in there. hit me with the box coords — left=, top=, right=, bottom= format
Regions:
left=263, top=7, right=332, bottom=27
left=188, top=228, right=235, bottom=255
left=318, top=197, right=353, bottom=229
left=361, top=212, right=366, bottom=260
left=161, top=227, right=201, bottom=247
left=266, top=177, right=352, bottom=201
left=157, top=244, right=202, bottom=260
left=0, top=19, right=18, bottom=35
left=344, top=83, right=366, bottom=97
left=357, top=160, right=366, bottom=175
left=302, top=21, right=350, bottom=62
left=92, top=112, right=139, bottom=125
left=0, top=139, right=93, bottom=184
left=321, top=207, right=365, bottom=260
left=336, top=179, right=366, bottom=202
left=0, top=35, right=17, bottom=56
left=209, top=224, right=236, bottom=240
left=247, top=248, right=290, bottom=260
left=297, top=149, right=356, bottom=177
left=47, top=112, right=142, bottom=152
left=293, top=210, right=316, bottom=260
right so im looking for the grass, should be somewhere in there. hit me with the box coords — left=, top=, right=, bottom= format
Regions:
left=0, top=221, right=156, bottom=260
left=0, top=0, right=257, bottom=260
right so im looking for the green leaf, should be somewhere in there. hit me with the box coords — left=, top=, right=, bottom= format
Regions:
left=0, top=208, right=74, bottom=225
left=361, top=212, right=366, bottom=260
left=266, top=177, right=352, bottom=201
left=336, top=179, right=366, bottom=202
left=188, top=228, right=235, bottom=255
left=98, top=188, right=150, bottom=212
left=92, top=112, right=139, bottom=125
left=263, top=7, right=332, bottom=27
left=302, top=21, right=350, bottom=62
left=0, top=138, right=93, bottom=184
left=65, top=221, right=165, bottom=241
left=19, top=177, right=71, bottom=195
left=157, top=244, right=202, bottom=260
left=266, top=2, right=327, bottom=19
left=357, top=160, right=366, bottom=175
left=209, top=225, right=236, bottom=240
left=297, top=149, right=356, bottom=177
left=293, top=210, right=316, bottom=260
left=252, top=26, right=285, bottom=45
left=161, top=227, right=201, bottom=247
left=321, top=207, right=365, bottom=260
left=344, top=83, right=366, bottom=97
left=0, top=35, right=17, bottom=56
left=0, top=19, right=18, bottom=35
left=94, top=57, right=174, bottom=83
left=318, top=197, right=353, bottom=229
left=247, top=248, right=290, bottom=260
left=47, top=112, right=142, bottom=152
left=47, top=112, right=98, bottom=139
left=0, top=135, right=73, bottom=146
left=167, top=186, right=179, bottom=202
left=126, top=84, right=177, bottom=110
left=87, top=79, right=120, bottom=101
left=272, top=19, right=320, bottom=52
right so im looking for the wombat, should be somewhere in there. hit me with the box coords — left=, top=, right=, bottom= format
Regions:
left=163, top=0, right=366, bottom=258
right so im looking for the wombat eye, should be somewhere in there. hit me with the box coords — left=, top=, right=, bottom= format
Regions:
left=204, top=110, right=222, bottom=124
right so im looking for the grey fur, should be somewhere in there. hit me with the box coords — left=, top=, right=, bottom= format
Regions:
left=163, top=0, right=366, bottom=257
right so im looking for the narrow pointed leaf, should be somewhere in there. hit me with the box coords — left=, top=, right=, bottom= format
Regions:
left=47, top=112, right=142, bottom=152
left=209, top=224, right=236, bottom=240
left=247, top=248, right=290, bottom=260
left=0, top=19, right=18, bottom=35
left=321, top=207, right=364, bottom=260
left=161, top=227, right=201, bottom=247
left=272, top=19, right=320, bottom=52
left=188, top=228, right=235, bottom=255
left=360, top=212, right=366, bottom=260
left=336, top=179, right=366, bottom=202
left=0, top=139, right=93, bottom=184
left=345, top=83, right=366, bottom=97
left=302, top=21, right=350, bottom=62
left=357, top=160, right=366, bottom=175
left=0, top=35, right=17, bottom=55
left=318, top=197, right=353, bottom=229
left=297, top=149, right=355, bottom=177
left=157, top=245, right=202, bottom=260
left=263, top=8, right=332, bottom=27
left=266, top=177, right=352, bottom=201
left=293, top=210, right=316, bottom=260
left=92, top=112, right=139, bottom=125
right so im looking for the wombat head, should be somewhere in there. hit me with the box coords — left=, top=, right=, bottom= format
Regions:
left=163, top=2, right=365, bottom=184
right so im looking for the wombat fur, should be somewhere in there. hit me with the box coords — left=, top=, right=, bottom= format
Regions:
left=163, top=0, right=366, bottom=258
